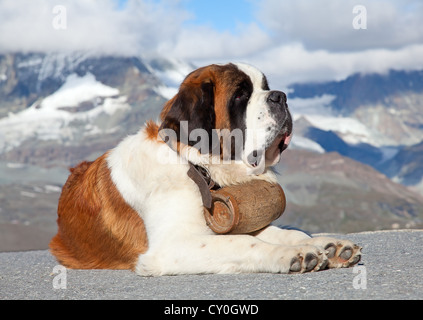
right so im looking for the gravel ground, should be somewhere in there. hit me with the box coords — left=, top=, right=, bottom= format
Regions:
left=1, top=230, right=422, bottom=301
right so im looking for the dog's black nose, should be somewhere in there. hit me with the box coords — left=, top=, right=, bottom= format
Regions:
left=267, top=91, right=286, bottom=105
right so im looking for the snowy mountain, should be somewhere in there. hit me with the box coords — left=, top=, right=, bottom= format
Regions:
left=0, top=52, right=196, bottom=168
left=287, top=69, right=423, bottom=194
left=0, top=52, right=200, bottom=251
left=0, top=52, right=422, bottom=251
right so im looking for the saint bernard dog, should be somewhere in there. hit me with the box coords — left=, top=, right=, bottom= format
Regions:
left=50, top=63, right=361, bottom=275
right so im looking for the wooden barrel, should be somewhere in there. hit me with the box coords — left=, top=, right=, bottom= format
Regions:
left=204, top=180, right=286, bottom=234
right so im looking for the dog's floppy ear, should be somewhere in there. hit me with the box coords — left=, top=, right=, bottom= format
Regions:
left=159, top=79, right=216, bottom=153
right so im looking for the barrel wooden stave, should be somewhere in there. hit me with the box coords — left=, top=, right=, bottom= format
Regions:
left=204, top=180, right=286, bottom=234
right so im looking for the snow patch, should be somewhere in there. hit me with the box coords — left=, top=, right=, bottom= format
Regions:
left=289, top=94, right=384, bottom=147
left=40, top=73, right=119, bottom=110
left=44, top=185, right=62, bottom=193
left=20, top=191, right=36, bottom=198
left=0, top=73, right=128, bottom=153
left=148, top=58, right=194, bottom=99
left=303, top=114, right=373, bottom=145
left=155, top=85, right=177, bottom=100
left=290, top=136, right=325, bottom=153
left=17, top=57, right=43, bottom=69
left=6, top=163, right=26, bottom=169
left=290, top=94, right=336, bottom=118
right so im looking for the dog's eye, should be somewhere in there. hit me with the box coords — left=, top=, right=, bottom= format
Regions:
left=235, top=92, right=249, bottom=101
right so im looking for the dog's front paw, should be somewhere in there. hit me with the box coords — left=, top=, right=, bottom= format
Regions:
left=303, top=237, right=362, bottom=269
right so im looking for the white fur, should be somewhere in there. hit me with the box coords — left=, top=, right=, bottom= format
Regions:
left=105, top=65, right=360, bottom=276
left=235, top=63, right=283, bottom=174
left=106, top=125, right=360, bottom=276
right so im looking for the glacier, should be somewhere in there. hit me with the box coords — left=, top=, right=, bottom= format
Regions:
left=0, top=72, right=128, bottom=154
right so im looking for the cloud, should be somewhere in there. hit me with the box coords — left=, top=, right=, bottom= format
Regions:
left=0, top=0, right=422, bottom=86
left=0, top=0, right=188, bottom=56
left=0, top=0, right=122, bottom=53
left=179, top=0, right=423, bottom=86
left=255, top=0, right=423, bottom=52
left=247, top=42, right=423, bottom=87
left=158, top=22, right=271, bottom=61
left=0, top=0, right=271, bottom=63
left=0, top=0, right=268, bottom=60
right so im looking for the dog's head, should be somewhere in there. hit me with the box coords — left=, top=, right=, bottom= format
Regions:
left=159, top=63, right=292, bottom=174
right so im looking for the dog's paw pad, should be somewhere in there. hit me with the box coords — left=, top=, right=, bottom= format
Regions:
left=339, top=246, right=353, bottom=261
left=304, top=253, right=318, bottom=272
left=288, top=248, right=328, bottom=273
left=289, top=255, right=303, bottom=273
left=324, top=243, right=336, bottom=258
left=330, top=243, right=362, bottom=268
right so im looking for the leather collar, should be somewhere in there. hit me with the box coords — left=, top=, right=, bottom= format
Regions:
left=187, top=163, right=216, bottom=209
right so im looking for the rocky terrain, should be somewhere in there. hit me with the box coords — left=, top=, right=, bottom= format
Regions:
left=274, top=150, right=423, bottom=234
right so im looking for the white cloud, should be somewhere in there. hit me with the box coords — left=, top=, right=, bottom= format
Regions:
left=0, top=0, right=268, bottom=60
left=0, top=0, right=121, bottom=53
left=256, top=0, right=423, bottom=51
left=0, top=0, right=422, bottom=86
left=0, top=0, right=188, bottom=56
left=158, top=22, right=271, bottom=61
left=0, top=0, right=272, bottom=67
left=247, top=43, right=423, bottom=87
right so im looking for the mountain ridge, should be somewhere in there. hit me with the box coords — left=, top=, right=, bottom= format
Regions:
left=287, top=68, right=423, bottom=194
left=289, top=69, right=423, bottom=115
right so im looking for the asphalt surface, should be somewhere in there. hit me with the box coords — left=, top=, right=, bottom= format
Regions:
left=1, top=230, right=422, bottom=300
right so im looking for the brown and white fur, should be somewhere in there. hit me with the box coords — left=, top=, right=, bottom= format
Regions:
left=50, top=63, right=361, bottom=275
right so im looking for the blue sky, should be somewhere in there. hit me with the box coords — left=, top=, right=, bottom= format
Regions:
left=118, top=0, right=255, bottom=33
left=182, top=0, right=255, bottom=32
